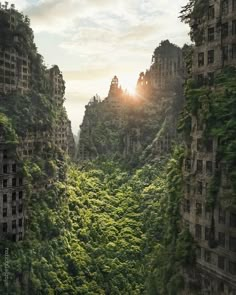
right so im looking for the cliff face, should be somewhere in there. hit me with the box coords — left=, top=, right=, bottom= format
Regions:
left=78, top=40, right=185, bottom=164
left=0, top=5, right=74, bottom=243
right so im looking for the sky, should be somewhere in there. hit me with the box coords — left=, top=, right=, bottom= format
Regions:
left=12, top=0, right=190, bottom=134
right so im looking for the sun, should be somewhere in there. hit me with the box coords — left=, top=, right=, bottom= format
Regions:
left=120, top=75, right=137, bottom=97
left=126, top=85, right=137, bottom=96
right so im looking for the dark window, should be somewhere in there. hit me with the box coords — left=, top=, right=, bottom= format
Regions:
left=196, top=246, right=201, bottom=259
left=204, top=250, right=211, bottom=263
left=197, top=160, right=203, bottom=173
left=185, top=159, right=191, bottom=172
left=3, top=194, right=7, bottom=203
left=12, top=178, right=16, bottom=187
left=218, top=232, right=225, bottom=247
left=2, top=222, right=7, bottom=232
left=233, top=20, right=236, bottom=35
left=205, top=204, right=211, bottom=217
left=219, top=208, right=226, bottom=224
left=229, top=261, right=236, bottom=275
left=204, top=278, right=210, bottom=289
left=195, top=224, right=202, bottom=239
left=12, top=164, right=16, bottom=173
left=218, top=256, right=225, bottom=269
left=3, top=179, right=8, bottom=188
left=3, top=164, right=8, bottom=174
left=184, top=199, right=190, bottom=213
left=198, top=52, right=204, bottom=67
left=230, top=212, right=236, bottom=227
left=197, top=139, right=204, bottom=152
left=208, top=5, right=215, bottom=19
left=12, top=192, right=16, bottom=201
left=222, top=23, right=229, bottom=38
left=197, top=181, right=203, bottom=195
left=186, top=184, right=191, bottom=194
left=233, top=0, right=236, bottom=11
left=205, top=227, right=210, bottom=240
left=19, top=218, right=23, bottom=227
left=223, top=45, right=229, bottom=61
left=222, top=0, right=229, bottom=15
left=19, top=204, right=23, bottom=214
left=19, top=178, right=23, bottom=186
left=12, top=206, right=16, bottom=215
left=208, top=50, right=214, bottom=64
left=18, top=232, right=23, bottom=241
left=232, top=44, right=236, bottom=59
left=197, top=74, right=204, bottom=86
left=207, top=72, right=214, bottom=85
left=208, top=27, right=215, bottom=41
left=218, top=282, right=224, bottom=293
left=19, top=191, right=23, bottom=200
left=12, top=220, right=16, bottom=229
left=12, top=234, right=16, bottom=242
left=3, top=208, right=7, bottom=217
left=206, top=161, right=213, bottom=175
left=3, top=150, right=7, bottom=159
left=206, top=139, right=213, bottom=152
left=229, top=236, right=236, bottom=252
left=196, top=202, right=202, bottom=216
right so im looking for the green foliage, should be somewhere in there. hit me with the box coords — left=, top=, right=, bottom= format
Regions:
left=0, top=91, right=57, bottom=136
left=0, top=8, right=37, bottom=56
left=179, top=0, right=208, bottom=24
left=179, top=0, right=208, bottom=43
left=181, top=67, right=236, bottom=204
left=0, top=112, right=18, bottom=143
left=0, top=150, right=195, bottom=295
left=145, top=147, right=196, bottom=295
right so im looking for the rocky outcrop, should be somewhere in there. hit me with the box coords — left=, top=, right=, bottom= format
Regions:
left=78, top=40, right=185, bottom=163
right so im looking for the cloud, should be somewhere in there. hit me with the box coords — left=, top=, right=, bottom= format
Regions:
left=9, top=0, right=31, bottom=10
left=20, top=0, right=190, bottom=131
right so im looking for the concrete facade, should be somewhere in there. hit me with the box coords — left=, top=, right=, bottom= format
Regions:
left=192, top=0, right=236, bottom=85
left=0, top=5, right=31, bottom=95
left=0, top=131, right=25, bottom=242
left=182, top=1, right=236, bottom=293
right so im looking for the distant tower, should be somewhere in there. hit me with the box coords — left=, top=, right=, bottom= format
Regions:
left=108, top=76, right=119, bottom=97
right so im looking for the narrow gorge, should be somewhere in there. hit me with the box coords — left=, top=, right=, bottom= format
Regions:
left=0, top=1, right=236, bottom=295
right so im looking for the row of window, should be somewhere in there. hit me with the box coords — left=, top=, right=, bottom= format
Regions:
left=208, top=0, right=236, bottom=20
left=198, top=44, right=236, bottom=68
left=0, top=73, right=29, bottom=80
left=0, top=53, right=29, bottom=64
left=55, top=133, right=67, bottom=138
left=0, top=60, right=29, bottom=71
left=207, top=20, right=236, bottom=43
left=0, top=177, right=23, bottom=188
left=198, top=247, right=236, bottom=275
left=197, top=138, right=213, bottom=153
left=1, top=224, right=23, bottom=241
left=2, top=219, right=23, bottom=232
left=2, top=204, right=23, bottom=217
left=0, top=79, right=29, bottom=88
left=184, top=203, right=236, bottom=226
left=185, top=181, right=207, bottom=196
left=0, top=163, right=17, bottom=174
left=1, top=191, right=23, bottom=203
left=195, top=224, right=236, bottom=251
left=185, top=159, right=214, bottom=175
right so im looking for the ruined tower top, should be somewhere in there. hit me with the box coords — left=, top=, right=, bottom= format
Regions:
left=108, top=76, right=120, bottom=97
